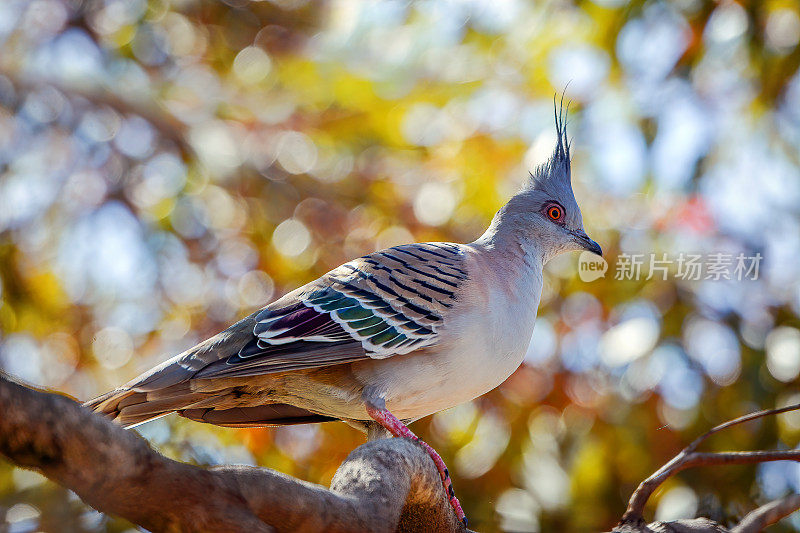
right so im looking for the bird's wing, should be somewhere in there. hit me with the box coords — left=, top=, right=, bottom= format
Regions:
left=192, top=241, right=468, bottom=380
left=86, top=242, right=469, bottom=426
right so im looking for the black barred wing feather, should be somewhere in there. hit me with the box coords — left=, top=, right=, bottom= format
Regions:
left=251, top=242, right=467, bottom=358
left=194, top=243, right=467, bottom=380
left=303, top=242, right=468, bottom=357
left=261, top=242, right=467, bottom=355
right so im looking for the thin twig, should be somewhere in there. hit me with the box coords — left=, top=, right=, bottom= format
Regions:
left=620, top=402, right=800, bottom=523
left=684, top=403, right=800, bottom=455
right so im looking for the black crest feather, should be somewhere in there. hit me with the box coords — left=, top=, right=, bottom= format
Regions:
left=527, top=93, right=573, bottom=192
left=553, top=93, right=571, bottom=172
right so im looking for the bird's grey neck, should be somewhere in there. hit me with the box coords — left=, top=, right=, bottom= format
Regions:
left=471, top=208, right=544, bottom=270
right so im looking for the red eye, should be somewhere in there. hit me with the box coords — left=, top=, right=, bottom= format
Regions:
left=547, top=205, right=563, bottom=221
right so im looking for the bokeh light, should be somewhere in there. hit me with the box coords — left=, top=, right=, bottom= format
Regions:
left=2, top=0, right=800, bottom=531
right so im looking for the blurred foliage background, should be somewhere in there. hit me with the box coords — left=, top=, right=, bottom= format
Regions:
left=1, top=0, right=800, bottom=531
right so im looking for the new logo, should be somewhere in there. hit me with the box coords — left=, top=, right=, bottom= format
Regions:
left=578, top=251, right=608, bottom=282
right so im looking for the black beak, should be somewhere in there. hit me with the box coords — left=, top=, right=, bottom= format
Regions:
left=573, top=231, right=603, bottom=257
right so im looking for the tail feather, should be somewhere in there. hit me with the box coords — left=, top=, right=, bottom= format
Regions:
left=83, top=312, right=343, bottom=429
left=83, top=385, right=214, bottom=429
left=85, top=383, right=337, bottom=429
left=113, top=393, right=210, bottom=419
left=83, top=309, right=353, bottom=430
left=84, top=388, right=147, bottom=428
left=180, top=404, right=335, bottom=428
left=84, top=387, right=136, bottom=417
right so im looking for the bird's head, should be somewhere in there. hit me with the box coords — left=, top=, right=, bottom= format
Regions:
left=497, top=101, right=602, bottom=264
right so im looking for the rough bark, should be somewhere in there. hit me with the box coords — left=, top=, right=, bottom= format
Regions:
left=0, top=374, right=467, bottom=533
left=2, top=372, right=799, bottom=532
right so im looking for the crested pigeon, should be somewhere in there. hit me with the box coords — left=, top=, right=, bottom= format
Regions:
left=86, top=103, right=601, bottom=526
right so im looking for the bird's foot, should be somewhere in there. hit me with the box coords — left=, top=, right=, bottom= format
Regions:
left=365, top=402, right=467, bottom=527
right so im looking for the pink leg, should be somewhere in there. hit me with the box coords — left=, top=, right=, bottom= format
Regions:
left=365, top=402, right=467, bottom=527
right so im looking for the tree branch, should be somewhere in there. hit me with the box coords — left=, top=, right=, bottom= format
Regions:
left=684, top=403, right=800, bottom=456
left=621, top=403, right=800, bottom=524
left=6, top=370, right=800, bottom=533
left=0, top=373, right=467, bottom=533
